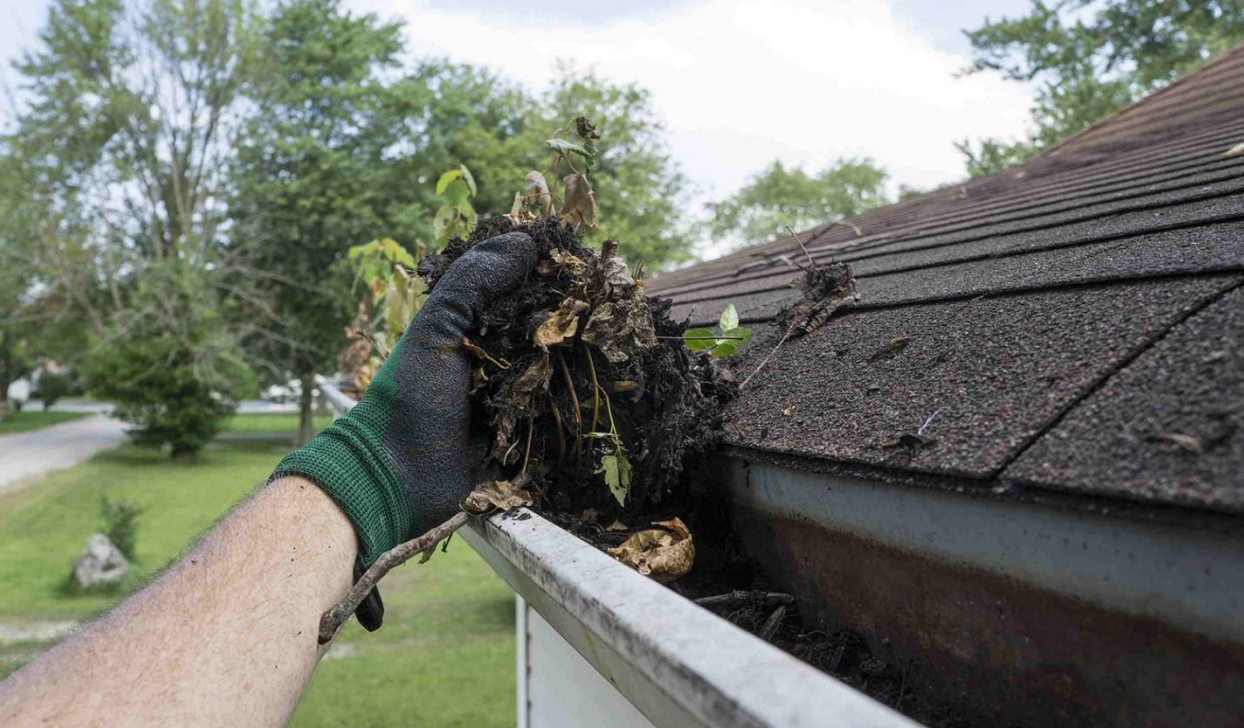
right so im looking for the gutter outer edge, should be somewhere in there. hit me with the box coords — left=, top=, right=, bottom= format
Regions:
left=461, top=510, right=918, bottom=728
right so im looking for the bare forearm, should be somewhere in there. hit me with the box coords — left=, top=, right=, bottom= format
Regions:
left=0, top=477, right=356, bottom=728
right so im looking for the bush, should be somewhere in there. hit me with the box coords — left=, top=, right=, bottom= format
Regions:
left=100, top=495, right=144, bottom=561
left=33, top=371, right=74, bottom=411
left=83, top=264, right=255, bottom=458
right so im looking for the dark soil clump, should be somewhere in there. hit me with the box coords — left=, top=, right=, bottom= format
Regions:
left=422, top=217, right=734, bottom=527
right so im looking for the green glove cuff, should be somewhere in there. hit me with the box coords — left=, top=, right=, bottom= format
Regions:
left=270, top=343, right=413, bottom=565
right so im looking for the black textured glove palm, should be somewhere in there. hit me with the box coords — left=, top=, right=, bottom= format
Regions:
left=272, top=232, right=539, bottom=625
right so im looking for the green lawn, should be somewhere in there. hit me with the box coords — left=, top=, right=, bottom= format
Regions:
left=0, top=410, right=88, bottom=435
left=218, top=412, right=334, bottom=435
left=0, top=416, right=516, bottom=727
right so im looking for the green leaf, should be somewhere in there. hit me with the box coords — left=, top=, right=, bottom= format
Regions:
left=435, top=168, right=464, bottom=195
left=721, top=326, right=753, bottom=345
left=710, top=342, right=738, bottom=358
left=719, top=303, right=740, bottom=333
left=683, top=328, right=717, bottom=351
left=547, top=138, right=592, bottom=158
left=460, top=164, right=477, bottom=196
left=595, top=451, right=632, bottom=506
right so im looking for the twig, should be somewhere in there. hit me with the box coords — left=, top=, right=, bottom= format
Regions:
left=318, top=512, right=469, bottom=644
left=785, top=226, right=816, bottom=270
left=555, top=348, right=582, bottom=460
left=917, top=407, right=943, bottom=436
left=758, top=605, right=787, bottom=642
left=695, top=591, right=795, bottom=609
left=548, top=395, right=566, bottom=464
left=520, top=416, right=534, bottom=478
left=739, top=327, right=795, bottom=390
left=584, top=343, right=601, bottom=436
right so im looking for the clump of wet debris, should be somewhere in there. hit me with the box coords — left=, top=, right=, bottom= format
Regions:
left=420, top=215, right=734, bottom=581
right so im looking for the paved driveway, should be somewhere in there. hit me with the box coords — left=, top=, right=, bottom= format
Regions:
left=0, top=415, right=129, bottom=493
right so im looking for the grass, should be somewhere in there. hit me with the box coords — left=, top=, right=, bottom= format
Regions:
left=0, top=415, right=517, bottom=726
left=0, top=410, right=88, bottom=435
left=218, top=412, right=334, bottom=435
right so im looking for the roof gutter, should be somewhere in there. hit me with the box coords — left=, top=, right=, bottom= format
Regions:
left=460, top=510, right=919, bottom=728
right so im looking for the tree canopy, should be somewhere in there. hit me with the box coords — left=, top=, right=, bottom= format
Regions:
left=959, top=0, right=1244, bottom=176
left=706, top=159, right=890, bottom=248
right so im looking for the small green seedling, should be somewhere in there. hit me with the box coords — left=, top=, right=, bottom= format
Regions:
left=684, top=303, right=754, bottom=358
left=586, top=393, right=632, bottom=506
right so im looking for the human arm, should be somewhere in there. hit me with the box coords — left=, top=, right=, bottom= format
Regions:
left=0, top=231, right=540, bottom=726
left=0, top=476, right=355, bottom=728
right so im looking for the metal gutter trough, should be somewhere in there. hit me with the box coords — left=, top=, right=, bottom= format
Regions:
left=722, top=455, right=1244, bottom=728
left=460, top=510, right=918, bottom=728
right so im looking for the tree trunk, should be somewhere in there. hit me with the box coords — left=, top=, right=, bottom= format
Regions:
left=297, top=367, right=316, bottom=446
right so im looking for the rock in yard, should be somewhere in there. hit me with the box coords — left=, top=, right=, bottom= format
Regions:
left=72, top=533, right=129, bottom=588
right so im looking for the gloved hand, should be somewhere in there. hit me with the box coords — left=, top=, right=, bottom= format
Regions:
left=271, top=232, right=539, bottom=628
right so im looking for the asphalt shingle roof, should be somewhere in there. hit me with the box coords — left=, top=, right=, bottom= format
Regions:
left=647, top=45, right=1244, bottom=515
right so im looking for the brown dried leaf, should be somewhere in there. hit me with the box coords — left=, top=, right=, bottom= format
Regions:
left=1151, top=432, right=1203, bottom=454
left=560, top=173, right=598, bottom=228
left=526, top=171, right=553, bottom=217
left=869, top=336, right=912, bottom=361
left=538, top=249, right=589, bottom=278
left=881, top=433, right=937, bottom=451
left=534, top=298, right=590, bottom=349
left=582, top=294, right=659, bottom=363
left=510, top=352, right=553, bottom=413
left=462, top=479, right=534, bottom=515
left=780, top=261, right=859, bottom=337
left=606, top=518, right=695, bottom=583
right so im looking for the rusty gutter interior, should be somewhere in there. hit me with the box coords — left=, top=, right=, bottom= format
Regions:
left=721, top=455, right=1244, bottom=727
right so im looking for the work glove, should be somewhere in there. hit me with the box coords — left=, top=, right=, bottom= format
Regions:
left=271, top=232, right=539, bottom=629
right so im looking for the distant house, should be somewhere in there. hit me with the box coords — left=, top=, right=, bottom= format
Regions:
left=642, top=43, right=1244, bottom=726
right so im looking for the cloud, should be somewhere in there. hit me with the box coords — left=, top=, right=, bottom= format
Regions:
left=352, top=0, right=1033, bottom=201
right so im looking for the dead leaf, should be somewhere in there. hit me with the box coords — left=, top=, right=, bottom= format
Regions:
left=882, top=433, right=937, bottom=451
left=471, top=366, right=487, bottom=394
left=869, top=336, right=912, bottom=361
left=560, top=173, right=598, bottom=228
left=782, top=405, right=795, bottom=417
left=538, top=249, right=589, bottom=277
left=609, top=380, right=639, bottom=393
left=510, top=352, right=553, bottom=414
left=526, top=171, right=553, bottom=217
left=1225, top=142, right=1244, bottom=157
left=1151, top=432, right=1203, bottom=454
left=534, top=298, right=590, bottom=349
left=607, top=518, right=695, bottom=583
left=582, top=294, right=659, bottom=363
left=780, top=261, right=859, bottom=337
left=575, top=115, right=600, bottom=141
left=605, top=520, right=628, bottom=532
left=462, top=479, right=534, bottom=515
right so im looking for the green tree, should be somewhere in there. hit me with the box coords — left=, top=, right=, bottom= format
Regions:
left=10, top=0, right=264, bottom=453
left=707, top=159, right=890, bottom=248
left=960, top=0, right=1244, bottom=176
left=384, top=63, right=697, bottom=271
left=83, top=263, right=255, bottom=457
left=230, top=0, right=405, bottom=444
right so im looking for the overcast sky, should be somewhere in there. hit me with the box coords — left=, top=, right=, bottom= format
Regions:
left=0, top=0, right=1036, bottom=202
